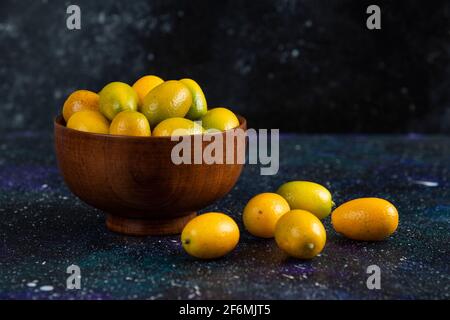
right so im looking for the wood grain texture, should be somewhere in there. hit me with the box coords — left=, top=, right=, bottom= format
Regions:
left=54, top=114, right=247, bottom=236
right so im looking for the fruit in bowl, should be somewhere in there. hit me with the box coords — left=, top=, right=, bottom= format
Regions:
left=152, top=117, right=204, bottom=137
left=99, top=82, right=138, bottom=121
left=132, top=75, right=164, bottom=107
left=66, top=110, right=109, bottom=134
left=109, top=110, right=151, bottom=137
left=61, top=76, right=240, bottom=137
left=55, top=75, right=246, bottom=236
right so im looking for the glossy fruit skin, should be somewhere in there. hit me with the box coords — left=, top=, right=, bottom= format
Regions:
left=275, top=210, right=326, bottom=259
left=277, top=181, right=333, bottom=219
left=132, top=75, right=164, bottom=106
left=109, top=110, right=151, bottom=137
left=200, top=107, right=239, bottom=131
left=243, top=193, right=290, bottom=238
left=181, top=212, right=240, bottom=259
left=152, top=117, right=204, bottom=137
left=99, top=82, right=138, bottom=121
left=331, top=198, right=398, bottom=241
left=180, top=78, right=208, bottom=120
left=141, top=80, right=192, bottom=127
left=66, top=110, right=109, bottom=134
left=62, top=90, right=99, bottom=122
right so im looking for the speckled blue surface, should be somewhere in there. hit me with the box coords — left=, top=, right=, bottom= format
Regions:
left=0, top=132, right=449, bottom=299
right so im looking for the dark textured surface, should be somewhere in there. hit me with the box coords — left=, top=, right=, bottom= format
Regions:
left=0, top=132, right=449, bottom=299
left=0, top=0, right=449, bottom=133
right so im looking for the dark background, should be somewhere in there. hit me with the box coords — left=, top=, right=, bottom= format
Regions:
left=0, top=0, right=448, bottom=133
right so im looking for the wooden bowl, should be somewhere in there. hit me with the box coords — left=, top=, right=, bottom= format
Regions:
left=54, top=114, right=246, bottom=236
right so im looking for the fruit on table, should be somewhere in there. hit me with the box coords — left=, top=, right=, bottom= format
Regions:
left=99, top=82, right=138, bottom=120
left=181, top=212, right=240, bottom=259
left=132, top=75, right=164, bottom=106
left=331, top=197, right=398, bottom=241
left=243, top=193, right=290, bottom=238
left=66, top=110, right=109, bottom=134
left=62, top=90, right=99, bottom=122
left=109, top=110, right=151, bottom=137
left=180, top=78, right=208, bottom=120
left=141, top=80, right=192, bottom=127
left=276, top=181, right=333, bottom=219
left=275, top=209, right=326, bottom=259
left=152, top=117, right=203, bottom=137
left=201, top=107, right=239, bottom=131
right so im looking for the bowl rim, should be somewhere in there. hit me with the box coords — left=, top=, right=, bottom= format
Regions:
left=54, top=113, right=247, bottom=140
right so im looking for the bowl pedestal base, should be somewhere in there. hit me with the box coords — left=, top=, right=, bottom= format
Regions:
left=106, top=212, right=197, bottom=236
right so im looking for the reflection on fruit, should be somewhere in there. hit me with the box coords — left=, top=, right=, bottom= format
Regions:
left=62, top=90, right=99, bottom=122
left=275, top=210, right=326, bottom=259
left=277, top=181, right=333, bottom=219
left=181, top=212, right=240, bottom=259
left=66, top=110, right=109, bottom=134
left=332, top=198, right=398, bottom=241
left=243, top=193, right=290, bottom=238
left=109, top=110, right=151, bottom=137
left=152, top=117, right=203, bottom=137
left=132, top=75, right=164, bottom=106
left=99, top=82, right=138, bottom=120
left=180, top=78, right=208, bottom=120
left=201, top=107, right=239, bottom=131
left=141, top=80, right=192, bottom=127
